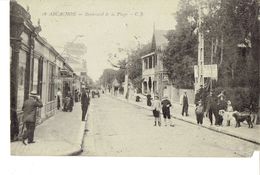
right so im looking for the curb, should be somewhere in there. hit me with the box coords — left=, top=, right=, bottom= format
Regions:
left=110, top=95, right=260, bottom=146
left=66, top=104, right=91, bottom=156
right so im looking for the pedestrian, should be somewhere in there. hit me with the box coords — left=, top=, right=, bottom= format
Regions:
left=216, top=90, right=227, bottom=126
left=75, top=89, right=79, bottom=102
left=161, top=95, right=174, bottom=127
left=147, top=92, right=152, bottom=106
left=195, top=100, right=204, bottom=125
left=152, top=95, right=161, bottom=126
left=56, top=88, right=62, bottom=110
left=206, top=91, right=219, bottom=126
left=21, top=91, right=43, bottom=145
left=81, top=88, right=90, bottom=121
left=68, top=91, right=74, bottom=112
left=63, top=96, right=70, bottom=112
left=180, top=91, right=189, bottom=116
left=195, top=85, right=207, bottom=112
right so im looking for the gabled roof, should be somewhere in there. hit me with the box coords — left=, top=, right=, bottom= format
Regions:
left=142, top=30, right=169, bottom=58
left=153, top=30, right=169, bottom=51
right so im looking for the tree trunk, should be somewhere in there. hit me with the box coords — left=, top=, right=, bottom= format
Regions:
left=219, top=33, right=224, bottom=66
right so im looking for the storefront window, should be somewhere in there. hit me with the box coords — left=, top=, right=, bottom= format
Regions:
left=32, top=58, right=39, bottom=92
left=17, top=50, right=27, bottom=111
left=48, top=63, right=55, bottom=102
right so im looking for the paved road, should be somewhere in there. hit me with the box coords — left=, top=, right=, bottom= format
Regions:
left=81, top=95, right=260, bottom=157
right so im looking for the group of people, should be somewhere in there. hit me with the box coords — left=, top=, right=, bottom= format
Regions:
left=56, top=88, right=83, bottom=112
left=195, top=87, right=235, bottom=126
left=20, top=87, right=91, bottom=145
left=149, top=88, right=237, bottom=128
left=151, top=95, right=174, bottom=127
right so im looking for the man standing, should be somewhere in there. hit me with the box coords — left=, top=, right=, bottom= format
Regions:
left=181, top=91, right=189, bottom=116
left=81, top=88, right=90, bottom=121
left=161, top=95, right=174, bottom=127
left=146, top=92, right=152, bottom=106
left=22, top=91, right=43, bottom=145
left=56, top=88, right=62, bottom=110
left=206, top=91, right=219, bottom=125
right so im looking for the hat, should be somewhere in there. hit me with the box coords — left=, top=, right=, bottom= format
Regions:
left=29, top=90, right=40, bottom=98
left=30, top=90, right=37, bottom=96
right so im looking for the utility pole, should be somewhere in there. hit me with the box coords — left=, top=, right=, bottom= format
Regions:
left=197, top=0, right=205, bottom=91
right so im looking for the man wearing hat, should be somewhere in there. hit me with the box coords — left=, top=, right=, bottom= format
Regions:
left=181, top=91, right=189, bottom=116
left=81, top=88, right=90, bottom=121
left=161, top=95, right=173, bottom=126
left=22, top=91, right=43, bottom=145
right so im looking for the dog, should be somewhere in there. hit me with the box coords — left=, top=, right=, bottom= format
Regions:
left=232, top=111, right=255, bottom=128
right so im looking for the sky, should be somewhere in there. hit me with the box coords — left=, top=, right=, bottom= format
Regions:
left=17, top=0, right=180, bottom=81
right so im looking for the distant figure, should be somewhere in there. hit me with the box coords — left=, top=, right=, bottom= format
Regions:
left=68, top=91, right=74, bottom=112
left=56, top=88, right=62, bottom=110
left=22, top=91, right=43, bottom=145
left=195, top=85, right=207, bottom=112
left=217, top=90, right=226, bottom=126
left=146, top=92, right=152, bottom=106
left=63, top=96, right=70, bottom=112
left=206, top=91, right=219, bottom=126
left=75, top=89, right=79, bottom=102
left=81, top=88, right=90, bottom=121
left=195, top=100, right=204, bottom=125
left=181, top=91, right=189, bottom=116
left=152, top=95, right=161, bottom=126
left=217, top=90, right=226, bottom=103
left=161, top=95, right=173, bottom=127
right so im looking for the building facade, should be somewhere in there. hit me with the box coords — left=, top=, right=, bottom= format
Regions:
left=10, top=1, right=75, bottom=141
left=141, top=30, right=169, bottom=99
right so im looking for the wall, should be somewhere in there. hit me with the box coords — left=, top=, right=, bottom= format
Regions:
left=164, top=85, right=195, bottom=105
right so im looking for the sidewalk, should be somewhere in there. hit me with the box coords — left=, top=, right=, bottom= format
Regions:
left=11, top=102, right=86, bottom=156
left=113, top=94, right=260, bottom=145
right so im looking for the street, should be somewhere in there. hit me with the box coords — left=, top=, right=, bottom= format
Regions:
left=81, top=95, right=260, bottom=157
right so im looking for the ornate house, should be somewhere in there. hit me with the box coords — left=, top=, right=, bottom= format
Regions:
left=141, top=30, right=169, bottom=99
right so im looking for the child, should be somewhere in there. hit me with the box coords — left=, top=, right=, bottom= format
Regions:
left=195, top=100, right=204, bottom=125
left=161, top=95, right=173, bottom=127
left=152, top=95, right=161, bottom=126
left=225, top=100, right=233, bottom=126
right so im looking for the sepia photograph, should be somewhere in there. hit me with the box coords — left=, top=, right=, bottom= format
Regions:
left=8, top=0, right=260, bottom=159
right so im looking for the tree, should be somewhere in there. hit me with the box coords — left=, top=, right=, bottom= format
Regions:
left=163, top=0, right=198, bottom=89
left=98, top=69, right=117, bottom=90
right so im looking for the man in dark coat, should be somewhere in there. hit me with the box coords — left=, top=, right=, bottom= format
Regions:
left=181, top=91, right=189, bottom=116
left=206, top=91, right=219, bottom=125
left=22, top=91, right=43, bottom=145
left=146, top=93, right=152, bottom=106
left=81, top=88, right=90, bottom=121
left=161, top=95, right=174, bottom=127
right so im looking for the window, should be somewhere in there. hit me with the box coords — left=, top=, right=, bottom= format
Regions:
left=149, top=56, right=152, bottom=69
left=17, top=50, right=27, bottom=111
left=144, top=58, right=148, bottom=69
left=48, top=63, right=56, bottom=102
left=154, top=55, right=157, bottom=67
left=32, top=58, right=39, bottom=92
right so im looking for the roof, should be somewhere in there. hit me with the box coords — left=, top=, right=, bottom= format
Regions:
left=144, top=30, right=169, bottom=55
left=154, top=30, right=169, bottom=49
